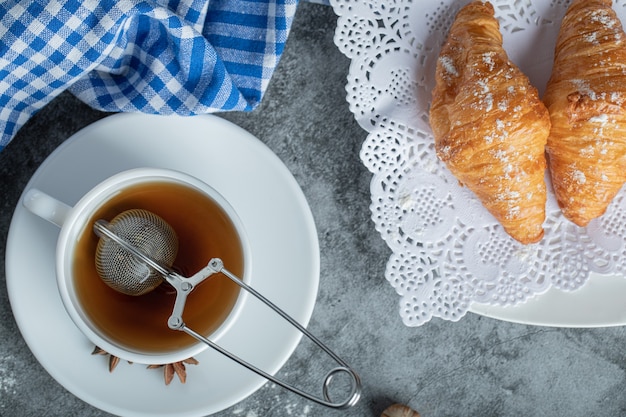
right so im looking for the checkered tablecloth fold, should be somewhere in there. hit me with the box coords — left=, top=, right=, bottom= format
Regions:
left=0, top=0, right=297, bottom=151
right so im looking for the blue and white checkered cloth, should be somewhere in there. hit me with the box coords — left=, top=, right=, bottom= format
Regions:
left=0, top=0, right=298, bottom=151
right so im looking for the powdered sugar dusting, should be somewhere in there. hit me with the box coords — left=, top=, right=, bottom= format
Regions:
left=600, top=143, right=609, bottom=155
left=572, top=169, right=587, bottom=184
left=474, top=79, right=494, bottom=111
left=485, top=117, right=511, bottom=145
left=484, top=93, right=494, bottom=111
left=489, top=143, right=527, bottom=220
left=580, top=145, right=595, bottom=157
left=482, top=52, right=495, bottom=71
left=507, top=205, right=521, bottom=219
left=495, top=186, right=523, bottom=220
left=589, top=114, right=609, bottom=124
left=584, top=32, right=598, bottom=44
left=590, top=9, right=617, bottom=30
left=490, top=148, right=508, bottom=162
left=571, top=79, right=597, bottom=100
left=439, top=56, right=458, bottom=77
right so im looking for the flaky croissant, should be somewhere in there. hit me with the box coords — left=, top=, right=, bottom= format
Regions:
left=543, top=0, right=626, bottom=227
left=429, top=1, right=550, bottom=244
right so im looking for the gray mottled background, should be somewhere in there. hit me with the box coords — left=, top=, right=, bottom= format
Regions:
left=2, top=3, right=626, bottom=416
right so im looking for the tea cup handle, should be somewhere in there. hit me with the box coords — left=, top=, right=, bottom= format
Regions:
left=22, top=189, right=71, bottom=228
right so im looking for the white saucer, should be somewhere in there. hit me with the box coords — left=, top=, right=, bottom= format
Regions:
left=5, top=114, right=320, bottom=416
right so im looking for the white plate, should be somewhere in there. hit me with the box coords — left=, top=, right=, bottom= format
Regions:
left=470, top=275, right=626, bottom=328
left=5, top=113, right=320, bottom=416
left=333, top=0, right=626, bottom=328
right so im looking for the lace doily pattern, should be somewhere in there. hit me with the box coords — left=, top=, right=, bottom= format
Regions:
left=331, top=0, right=626, bottom=325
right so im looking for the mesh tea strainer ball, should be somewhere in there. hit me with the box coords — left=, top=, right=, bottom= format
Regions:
left=94, top=209, right=178, bottom=296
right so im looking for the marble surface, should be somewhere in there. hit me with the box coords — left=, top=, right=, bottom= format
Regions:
left=2, top=2, right=626, bottom=416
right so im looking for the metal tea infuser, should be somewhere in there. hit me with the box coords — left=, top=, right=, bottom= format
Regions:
left=93, top=209, right=361, bottom=409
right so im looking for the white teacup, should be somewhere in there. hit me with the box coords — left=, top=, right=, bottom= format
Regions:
left=23, top=168, right=250, bottom=365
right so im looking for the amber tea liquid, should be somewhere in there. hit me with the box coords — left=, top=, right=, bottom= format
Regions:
left=73, top=180, right=245, bottom=354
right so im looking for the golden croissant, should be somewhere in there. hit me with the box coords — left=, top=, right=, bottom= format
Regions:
left=544, top=0, right=626, bottom=227
left=429, top=1, right=550, bottom=244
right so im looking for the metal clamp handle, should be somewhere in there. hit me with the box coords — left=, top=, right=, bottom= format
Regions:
left=166, top=258, right=361, bottom=409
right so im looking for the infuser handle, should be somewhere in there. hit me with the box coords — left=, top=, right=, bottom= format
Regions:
left=181, top=325, right=361, bottom=409
left=168, top=258, right=362, bottom=409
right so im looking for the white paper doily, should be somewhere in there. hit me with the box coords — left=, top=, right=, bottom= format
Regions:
left=331, top=0, right=626, bottom=326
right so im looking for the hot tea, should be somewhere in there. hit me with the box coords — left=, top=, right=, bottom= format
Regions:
left=72, top=180, right=245, bottom=354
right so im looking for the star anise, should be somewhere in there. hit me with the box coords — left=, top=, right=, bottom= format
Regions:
left=91, top=345, right=198, bottom=385
left=91, top=346, right=132, bottom=372
left=147, top=357, right=199, bottom=385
